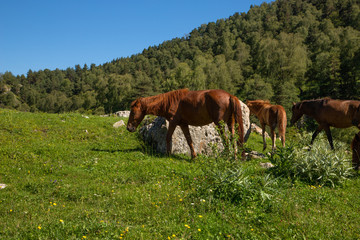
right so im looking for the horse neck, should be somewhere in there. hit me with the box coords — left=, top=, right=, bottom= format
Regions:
left=141, top=94, right=181, bottom=119
left=300, top=100, right=319, bottom=116
left=249, top=103, right=267, bottom=117
left=141, top=97, right=165, bottom=117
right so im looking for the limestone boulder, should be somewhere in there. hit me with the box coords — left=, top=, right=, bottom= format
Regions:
left=115, top=111, right=130, bottom=118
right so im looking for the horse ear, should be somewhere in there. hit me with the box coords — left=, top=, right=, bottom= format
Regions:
left=292, top=102, right=296, bottom=106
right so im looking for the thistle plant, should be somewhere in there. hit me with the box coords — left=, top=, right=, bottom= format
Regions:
left=293, top=139, right=353, bottom=187
left=268, top=133, right=353, bottom=187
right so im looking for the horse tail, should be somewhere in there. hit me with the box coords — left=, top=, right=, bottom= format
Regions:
left=230, top=95, right=244, bottom=145
left=277, top=106, right=287, bottom=146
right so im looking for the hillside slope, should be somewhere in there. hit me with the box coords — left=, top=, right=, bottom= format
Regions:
left=1, top=0, right=360, bottom=115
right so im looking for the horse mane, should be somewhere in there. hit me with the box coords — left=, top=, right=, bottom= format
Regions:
left=250, top=99, right=270, bottom=104
left=295, top=97, right=333, bottom=113
left=320, top=97, right=332, bottom=104
left=247, top=99, right=272, bottom=116
left=141, top=89, right=190, bottom=116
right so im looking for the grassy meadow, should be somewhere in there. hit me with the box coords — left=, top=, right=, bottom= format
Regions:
left=1, top=109, right=360, bottom=239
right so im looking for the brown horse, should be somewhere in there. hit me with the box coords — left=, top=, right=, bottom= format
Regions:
left=127, top=89, right=244, bottom=159
left=291, top=98, right=360, bottom=149
left=246, top=100, right=287, bottom=151
left=351, top=132, right=360, bottom=170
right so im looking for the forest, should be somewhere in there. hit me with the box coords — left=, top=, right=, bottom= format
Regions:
left=1, top=0, right=360, bottom=116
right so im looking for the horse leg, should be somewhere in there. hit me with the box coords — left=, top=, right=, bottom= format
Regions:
left=310, top=126, right=323, bottom=148
left=353, top=149, right=360, bottom=170
left=166, top=122, right=177, bottom=156
left=324, top=126, right=334, bottom=150
left=180, top=124, right=197, bottom=159
left=281, top=131, right=285, bottom=147
left=261, top=123, right=267, bottom=151
left=270, top=128, right=276, bottom=152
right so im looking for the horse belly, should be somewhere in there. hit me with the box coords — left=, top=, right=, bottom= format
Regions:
left=319, top=110, right=352, bottom=128
left=181, top=108, right=213, bottom=126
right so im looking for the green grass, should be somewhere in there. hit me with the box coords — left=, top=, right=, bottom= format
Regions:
left=0, top=109, right=360, bottom=239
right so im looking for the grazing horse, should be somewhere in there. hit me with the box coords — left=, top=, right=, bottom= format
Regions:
left=351, top=132, right=360, bottom=170
left=246, top=100, right=287, bottom=151
left=127, top=89, right=244, bottom=159
left=291, top=98, right=360, bottom=149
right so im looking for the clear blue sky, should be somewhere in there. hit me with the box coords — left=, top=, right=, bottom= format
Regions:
left=0, top=0, right=272, bottom=76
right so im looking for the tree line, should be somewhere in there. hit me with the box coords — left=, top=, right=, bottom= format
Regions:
left=1, top=0, right=360, bottom=116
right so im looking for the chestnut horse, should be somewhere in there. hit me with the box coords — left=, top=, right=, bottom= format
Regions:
left=246, top=100, right=287, bottom=151
left=127, top=89, right=244, bottom=159
left=291, top=98, right=360, bottom=149
left=351, top=132, right=360, bottom=170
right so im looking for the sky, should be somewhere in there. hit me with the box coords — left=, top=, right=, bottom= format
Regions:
left=0, top=0, right=272, bottom=76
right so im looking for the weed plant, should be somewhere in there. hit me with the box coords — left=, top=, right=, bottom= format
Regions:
left=268, top=132, right=353, bottom=187
left=196, top=123, right=279, bottom=207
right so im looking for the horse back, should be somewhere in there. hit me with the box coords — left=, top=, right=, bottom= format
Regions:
left=316, top=99, right=360, bottom=128
left=265, top=105, right=286, bottom=129
left=176, top=89, right=233, bottom=126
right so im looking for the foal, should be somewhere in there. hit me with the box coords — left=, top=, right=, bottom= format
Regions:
left=246, top=100, right=287, bottom=151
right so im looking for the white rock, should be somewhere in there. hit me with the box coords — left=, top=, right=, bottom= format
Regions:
left=113, top=120, right=125, bottom=128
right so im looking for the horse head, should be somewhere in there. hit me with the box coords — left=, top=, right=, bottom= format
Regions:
left=290, top=102, right=303, bottom=126
left=127, top=98, right=146, bottom=132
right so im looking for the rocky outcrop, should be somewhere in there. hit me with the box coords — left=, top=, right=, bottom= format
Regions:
left=115, top=111, right=130, bottom=118
left=139, top=100, right=251, bottom=156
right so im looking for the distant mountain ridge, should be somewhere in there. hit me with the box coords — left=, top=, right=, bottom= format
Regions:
left=1, top=0, right=360, bottom=114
